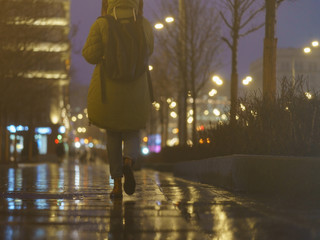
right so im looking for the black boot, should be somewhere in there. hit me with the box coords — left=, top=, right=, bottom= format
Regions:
left=123, top=158, right=136, bottom=195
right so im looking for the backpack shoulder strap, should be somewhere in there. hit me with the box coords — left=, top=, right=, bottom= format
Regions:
left=97, top=15, right=116, bottom=103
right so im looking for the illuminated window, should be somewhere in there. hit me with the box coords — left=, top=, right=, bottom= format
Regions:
left=11, top=17, right=68, bottom=27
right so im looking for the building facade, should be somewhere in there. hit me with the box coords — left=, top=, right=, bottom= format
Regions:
left=0, top=0, right=71, bottom=161
left=249, top=47, right=320, bottom=93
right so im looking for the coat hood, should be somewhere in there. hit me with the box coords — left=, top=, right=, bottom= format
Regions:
left=107, top=0, right=139, bottom=14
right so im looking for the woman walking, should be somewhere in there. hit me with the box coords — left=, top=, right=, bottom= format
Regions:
left=82, top=0, right=154, bottom=199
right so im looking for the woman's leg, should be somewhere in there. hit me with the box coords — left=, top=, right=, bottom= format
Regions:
left=122, top=130, right=140, bottom=195
left=123, top=130, right=140, bottom=163
left=106, top=130, right=123, bottom=179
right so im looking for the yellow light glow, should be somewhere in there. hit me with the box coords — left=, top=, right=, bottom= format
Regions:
left=154, top=102, right=160, bottom=111
left=304, top=47, right=311, bottom=54
left=251, top=110, right=258, bottom=117
left=167, top=138, right=179, bottom=146
left=154, top=23, right=164, bottom=30
left=77, top=114, right=83, bottom=120
left=305, top=92, right=312, bottom=99
left=51, top=115, right=59, bottom=124
left=170, top=111, right=177, bottom=119
left=143, top=137, right=148, bottom=142
left=242, top=79, right=249, bottom=85
left=212, top=75, right=223, bottom=86
left=187, top=116, right=193, bottom=124
left=22, top=42, right=69, bottom=52
left=240, top=103, right=246, bottom=111
left=20, top=71, right=68, bottom=79
left=213, top=109, right=221, bottom=116
left=12, top=17, right=68, bottom=26
left=71, top=116, right=77, bottom=122
left=172, top=128, right=179, bottom=134
left=169, top=101, right=177, bottom=109
left=242, top=76, right=253, bottom=86
left=209, top=89, right=218, bottom=97
left=312, top=41, right=319, bottom=47
left=204, top=110, right=209, bottom=116
left=188, top=110, right=193, bottom=116
left=246, top=76, right=253, bottom=82
left=149, top=65, right=153, bottom=71
left=165, top=17, right=175, bottom=23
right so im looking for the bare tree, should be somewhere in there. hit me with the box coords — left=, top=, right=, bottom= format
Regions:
left=263, top=0, right=296, bottom=100
left=185, top=0, right=222, bottom=144
left=220, top=0, right=264, bottom=124
left=152, top=0, right=221, bottom=145
left=149, top=51, right=177, bottom=147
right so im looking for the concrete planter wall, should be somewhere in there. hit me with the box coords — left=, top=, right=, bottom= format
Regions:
left=174, top=155, right=320, bottom=196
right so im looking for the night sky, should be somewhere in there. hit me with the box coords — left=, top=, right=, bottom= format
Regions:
left=70, top=0, right=320, bottom=87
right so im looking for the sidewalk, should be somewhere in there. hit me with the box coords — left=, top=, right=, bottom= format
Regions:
left=0, top=159, right=319, bottom=239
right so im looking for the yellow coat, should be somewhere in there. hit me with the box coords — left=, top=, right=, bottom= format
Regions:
left=82, top=9, right=154, bottom=131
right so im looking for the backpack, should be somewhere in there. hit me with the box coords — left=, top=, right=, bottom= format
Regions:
left=101, top=14, right=149, bottom=82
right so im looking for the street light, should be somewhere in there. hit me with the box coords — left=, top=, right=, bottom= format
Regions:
left=165, top=17, right=175, bottom=23
left=154, top=23, right=164, bottom=30
left=154, top=17, right=175, bottom=30
left=304, top=47, right=311, bottom=54
left=153, top=102, right=160, bottom=111
left=292, top=40, right=319, bottom=81
left=242, top=76, right=253, bottom=86
left=213, top=108, right=221, bottom=116
left=209, top=89, right=217, bottom=97
left=212, top=75, right=223, bottom=86
left=303, top=40, right=319, bottom=54
left=170, top=111, right=177, bottom=118
left=312, top=41, right=319, bottom=47
left=169, top=101, right=177, bottom=109
left=187, top=116, right=193, bottom=124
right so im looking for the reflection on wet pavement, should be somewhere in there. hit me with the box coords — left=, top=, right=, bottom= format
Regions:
left=0, top=159, right=319, bottom=239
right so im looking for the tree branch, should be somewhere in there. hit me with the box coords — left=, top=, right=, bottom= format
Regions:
left=221, top=36, right=233, bottom=50
left=239, top=6, right=265, bottom=29
left=239, top=22, right=264, bottom=37
left=219, top=11, right=233, bottom=30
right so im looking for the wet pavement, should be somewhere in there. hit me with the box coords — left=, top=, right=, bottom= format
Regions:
left=0, top=159, right=320, bottom=240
